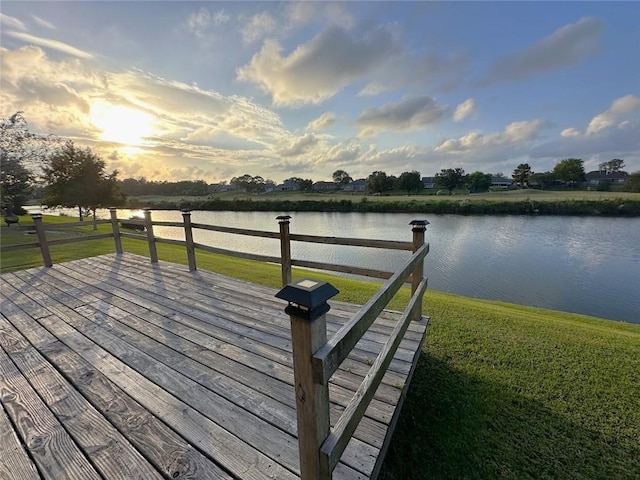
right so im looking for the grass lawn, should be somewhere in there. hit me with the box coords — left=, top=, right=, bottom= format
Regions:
left=129, top=189, right=640, bottom=204
left=2, top=216, right=639, bottom=479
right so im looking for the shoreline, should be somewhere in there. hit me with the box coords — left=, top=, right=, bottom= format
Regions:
left=127, top=197, right=640, bottom=216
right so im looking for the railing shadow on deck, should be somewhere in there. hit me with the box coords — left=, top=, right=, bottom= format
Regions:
left=3, top=207, right=431, bottom=480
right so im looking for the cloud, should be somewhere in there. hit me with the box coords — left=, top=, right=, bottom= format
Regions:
left=241, top=11, right=277, bottom=45
left=306, top=112, right=336, bottom=131
left=356, top=96, right=447, bottom=137
left=32, top=15, right=56, bottom=30
left=586, top=94, right=640, bottom=134
left=278, top=133, right=319, bottom=157
left=0, top=13, right=26, bottom=31
left=453, top=98, right=476, bottom=122
left=359, top=50, right=470, bottom=96
left=480, top=17, right=603, bottom=85
left=435, top=119, right=547, bottom=153
left=530, top=95, right=640, bottom=161
left=237, top=25, right=401, bottom=105
left=531, top=119, right=640, bottom=160
left=0, top=44, right=303, bottom=182
left=186, top=7, right=230, bottom=40
left=5, top=31, right=93, bottom=59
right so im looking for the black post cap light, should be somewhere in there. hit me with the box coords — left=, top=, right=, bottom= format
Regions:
left=276, top=215, right=291, bottom=222
left=409, top=219, right=430, bottom=228
left=276, top=279, right=339, bottom=321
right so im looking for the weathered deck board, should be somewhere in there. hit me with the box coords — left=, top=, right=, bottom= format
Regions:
left=0, top=253, right=428, bottom=479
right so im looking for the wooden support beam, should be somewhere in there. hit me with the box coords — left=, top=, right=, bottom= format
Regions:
left=109, top=208, right=123, bottom=254
left=182, top=210, right=197, bottom=271
left=143, top=209, right=158, bottom=263
left=31, top=214, right=52, bottom=267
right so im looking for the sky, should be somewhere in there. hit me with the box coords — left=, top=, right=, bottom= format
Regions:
left=1, top=1, right=639, bottom=184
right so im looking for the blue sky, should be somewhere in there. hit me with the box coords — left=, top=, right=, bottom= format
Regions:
left=1, top=1, right=639, bottom=183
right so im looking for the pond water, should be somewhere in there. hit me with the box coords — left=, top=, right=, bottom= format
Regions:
left=34, top=207, right=640, bottom=324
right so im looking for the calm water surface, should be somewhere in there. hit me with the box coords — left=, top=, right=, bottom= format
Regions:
left=42, top=208, right=640, bottom=323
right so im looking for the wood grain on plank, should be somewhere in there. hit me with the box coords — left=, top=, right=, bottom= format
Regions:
left=0, top=347, right=101, bottom=480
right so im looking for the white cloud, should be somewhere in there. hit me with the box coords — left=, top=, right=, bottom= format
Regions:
left=561, top=127, right=582, bottom=138
left=0, top=45, right=304, bottom=182
left=32, top=15, right=56, bottom=30
left=237, top=25, right=401, bottom=105
left=356, top=96, right=447, bottom=137
left=453, top=98, right=476, bottom=122
left=5, top=31, right=93, bottom=59
left=480, top=17, right=603, bottom=85
left=241, top=11, right=277, bottom=45
left=531, top=119, right=640, bottom=161
left=0, top=13, right=26, bottom=31
left=306, top=112, right=336, bottom=131
left=278, top=133, right=319, bottom=157
left=435, top=119, right=547, bottom=153
left=186, top=8, right=230, bottom=39
left=586, top=94, right=640, bottom=134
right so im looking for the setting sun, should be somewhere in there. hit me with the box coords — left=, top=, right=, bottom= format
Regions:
left=90, top=102, right=154, bottom=146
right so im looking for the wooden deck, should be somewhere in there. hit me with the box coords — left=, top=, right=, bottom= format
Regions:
left=0, top=253, right=428, bottom=480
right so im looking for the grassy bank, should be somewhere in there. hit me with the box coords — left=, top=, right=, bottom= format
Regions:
left=1, top=217, right=639, bottom=479
left=125, top=190, right=640, bottom=216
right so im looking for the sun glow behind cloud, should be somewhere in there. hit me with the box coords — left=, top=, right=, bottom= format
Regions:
left=90, top=102, right=154, bottom=148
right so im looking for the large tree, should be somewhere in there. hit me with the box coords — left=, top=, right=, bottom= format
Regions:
left=434, top=168, right=466, bottom=195
left=599, top=159, right=625, bottom=174
left=42, top=141, right=124, bottom=222
left=466, top=171, right=492, bottom=193
left=553, top=158, right=585, bottom=185
left=366, top=171, right=393, bottom=194
left=284, top=177, right=313, bottom=191
left=624, top=171, right=640, bottom=192
left=512, top=163, right=532, bottom=187
left=396, top=170, right=422, bottom=195
left=0, top=112, right=58, bottom=213
left=332, top=169, right=353, bottom=186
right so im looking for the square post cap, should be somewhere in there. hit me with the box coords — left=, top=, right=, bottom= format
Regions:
left=276, top=215, right=292, bottom=222
left=276, top=279, right=339, bottom=321
left=410, top=219, right=430, bottom=231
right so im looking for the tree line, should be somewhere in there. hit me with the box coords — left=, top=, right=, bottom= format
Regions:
left=2, top=112, right=639, bottom=219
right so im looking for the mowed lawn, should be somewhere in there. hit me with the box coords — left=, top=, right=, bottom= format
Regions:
left=1, top=216, right=639, bottom=479
left=127, top=189, right=640, bottom=205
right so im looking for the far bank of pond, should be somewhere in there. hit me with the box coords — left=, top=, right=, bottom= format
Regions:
left=126, top=197, right=640, bottom=216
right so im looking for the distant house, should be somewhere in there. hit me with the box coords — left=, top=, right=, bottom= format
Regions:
left=275, top=180, right=300, bottom=191
left=312, top=181, right=337, bottom=192
left=586, top=171, right=627, bottom=186
left=490, top=176, right=513, bottom=188
left=343, top=179, right=367, bottom=192
left=422, top=176, right=436, bottom=189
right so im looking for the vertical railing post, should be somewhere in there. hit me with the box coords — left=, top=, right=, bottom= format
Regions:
left=109, top=208, right=123, bottom=254
left=276, top=280, right=338, bottom=480
left=143, top=208, right=158, bottom=263
left=182, top=209, right=196, bottom=271
left=31, top=213, right=52, bottom=267
left=410, top=220, right=429, bottom=321
left=277, top=215, right=292, bottom=287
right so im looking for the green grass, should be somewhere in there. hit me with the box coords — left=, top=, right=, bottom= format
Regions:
left=2, top=216, right=639, bottom=479
left=131, top=189, right=640, bottom=204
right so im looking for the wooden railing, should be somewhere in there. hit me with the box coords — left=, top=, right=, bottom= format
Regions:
left=1, top=213, right=114, bottom=267
left=276, top=220, right=429, bottom=479
left=6, top=208, right=430, bottom=479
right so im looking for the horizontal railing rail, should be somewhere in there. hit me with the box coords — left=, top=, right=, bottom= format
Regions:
left=313, top=242, right=429, bottom=384
left=320, top=276, right=428, bottom=473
